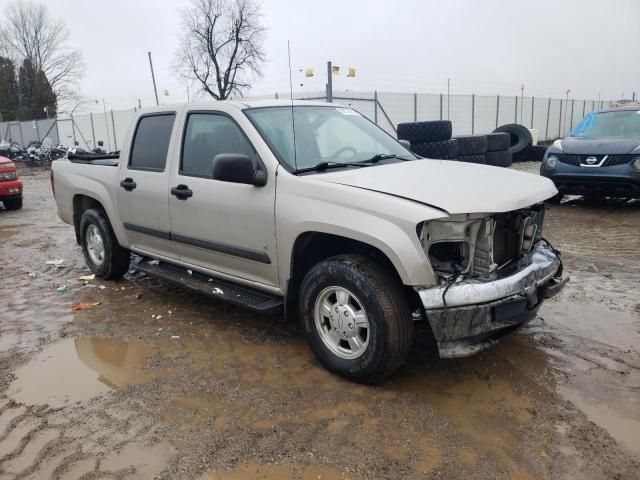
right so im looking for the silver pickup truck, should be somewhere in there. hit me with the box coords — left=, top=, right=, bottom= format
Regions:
left=51, top=100, right=567, bottom=382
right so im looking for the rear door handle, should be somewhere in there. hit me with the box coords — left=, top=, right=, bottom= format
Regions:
left=171, top=184, right=193, bottom=200
left=120, top=178, right=137, bottom=191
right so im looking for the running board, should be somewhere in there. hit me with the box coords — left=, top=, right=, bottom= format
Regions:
left=135, top=259, right=283, bottom=313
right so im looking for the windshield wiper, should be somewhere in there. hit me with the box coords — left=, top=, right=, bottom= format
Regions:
left=295, top=161, right=373, bottom=174
left=359, top=153, right=413, bottom=164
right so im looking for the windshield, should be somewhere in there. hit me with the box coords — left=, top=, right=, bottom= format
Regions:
left=244, top=106, right=414, bottom=171
left=570, top=110, right=640, bottom=139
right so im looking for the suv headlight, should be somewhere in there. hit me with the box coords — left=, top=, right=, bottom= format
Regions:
left=546, top=155, right=558, bottom=169
left=633, top=157, right=640, bottom=172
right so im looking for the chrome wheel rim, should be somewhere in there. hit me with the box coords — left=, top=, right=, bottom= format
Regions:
left=86, top=224, right=105, bottom=266
left=314, top=286, right=370, bottom=360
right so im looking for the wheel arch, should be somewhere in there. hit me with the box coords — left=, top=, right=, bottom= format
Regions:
left=72, top=194, right=113, bottom=244
left=285, top=231, right=423, bottom=321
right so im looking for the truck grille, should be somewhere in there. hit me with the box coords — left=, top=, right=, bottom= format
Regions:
left=556, top=153, right=635, bottom=167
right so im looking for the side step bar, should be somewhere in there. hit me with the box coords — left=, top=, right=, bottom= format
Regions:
left=135, top=259, right=283, bottom=313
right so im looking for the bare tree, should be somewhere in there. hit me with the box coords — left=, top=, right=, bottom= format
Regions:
left=174, top=0, right=266, bottom=100
left=0, top=0, right=85, bottom=105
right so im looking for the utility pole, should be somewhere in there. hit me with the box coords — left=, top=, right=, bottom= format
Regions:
left=102, top=99, right=111, bottom=151
left=148, top=51, right=159, bottom=106
left=326, top=61, right=333, bottom=103
left=138, top=99, right=142, bottom=109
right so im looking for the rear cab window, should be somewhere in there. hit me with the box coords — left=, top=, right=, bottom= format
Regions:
left=129, top=114, right=176, bottom=171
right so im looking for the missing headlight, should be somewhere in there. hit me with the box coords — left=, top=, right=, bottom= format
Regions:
left=428, top=241, right=469, bottom=274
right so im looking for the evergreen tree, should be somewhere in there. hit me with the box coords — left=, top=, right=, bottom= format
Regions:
left=0, top=56, right=19, bottom=121
left=17, top=58, right=56, bottom=120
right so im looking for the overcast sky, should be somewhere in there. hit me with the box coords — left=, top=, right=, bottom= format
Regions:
left=37, top=0, right=640, bottom=111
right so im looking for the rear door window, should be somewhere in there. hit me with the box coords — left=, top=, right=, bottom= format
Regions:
left=129, top=114, right=176, bottom=171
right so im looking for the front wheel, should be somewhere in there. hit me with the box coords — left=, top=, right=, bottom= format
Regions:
left=299, top=254, right=414, bottom=383
left=2, top=198, right=22, bottom=210
left=79, top=208, right=130, bottom=279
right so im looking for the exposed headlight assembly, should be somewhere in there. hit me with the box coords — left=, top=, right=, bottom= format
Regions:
left=546, top=155, right=558, bottom=169
left=633, top=157, right=640, bottom=172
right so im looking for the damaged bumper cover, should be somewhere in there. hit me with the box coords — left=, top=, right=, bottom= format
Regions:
left=415, top=241, right=568, bottom=358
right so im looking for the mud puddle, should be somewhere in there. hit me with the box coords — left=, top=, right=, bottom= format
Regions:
left=7, top=336, right=154, bottom=407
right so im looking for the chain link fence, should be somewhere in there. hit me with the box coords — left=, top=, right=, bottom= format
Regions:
left=1, top=91, right=612, bottom=150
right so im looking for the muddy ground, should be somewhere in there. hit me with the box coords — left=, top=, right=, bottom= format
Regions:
left=0, top=163, right=639, bottom=480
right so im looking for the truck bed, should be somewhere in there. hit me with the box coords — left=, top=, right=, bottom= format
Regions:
left=67, top=153, right=119, bottom=166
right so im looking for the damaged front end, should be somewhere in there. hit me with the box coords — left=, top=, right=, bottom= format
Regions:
left=415, top=204, right=568, bottom=358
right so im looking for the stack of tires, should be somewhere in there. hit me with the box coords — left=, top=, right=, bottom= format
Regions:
left=453, top=133, right=513, bottom=167
left=396, top=120, right=458, bottom=160
left=492, top=123, right=545, bottom=162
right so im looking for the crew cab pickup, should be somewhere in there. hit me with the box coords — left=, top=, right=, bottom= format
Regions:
left=51, top=100, right=567, bottom=382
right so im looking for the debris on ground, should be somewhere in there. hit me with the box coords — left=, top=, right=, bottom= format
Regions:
left=71, top=301, right=102, bottom=311
left=56, top=285, right=67, bottom=292
left=45, top=259, right=66, bottom=269
left=79, top=274, right=96, bottom=281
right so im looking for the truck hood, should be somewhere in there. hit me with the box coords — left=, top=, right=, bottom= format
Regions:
left=314, top=159, right=557, bottom=214
left=560, top=137, right=640, bottom=155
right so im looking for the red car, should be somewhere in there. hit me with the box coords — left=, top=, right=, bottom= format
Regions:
left=0, top=155, right=23, bottom=210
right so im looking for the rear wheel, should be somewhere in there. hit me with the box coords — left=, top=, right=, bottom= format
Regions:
left=2, top=198, right=22, bottom=210
left=79, top=208, right=130, bottom=279
left=299, top=254, right=413, bottom=383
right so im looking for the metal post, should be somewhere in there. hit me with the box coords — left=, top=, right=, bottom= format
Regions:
left=110, top=110, right=118, bottom=150
left=71, top=115, right=76, bottom=145
left=530, top=97, right=535, bottom=128
left=558, top=100, right=563, bottom=138
left=148, top=52, right=159, bottom=106
left=569, top=99, right=575, bottom=131
left=495, top=95, right=500, bottom=128
left=514, top=96, right=518, bottom=123
left=374, top=91, right=378, bottom=124
left=102, top=99, right=111, bottom=151
left=447, top=78, right=450, bottom=120
left=413, top=92, right=417, bottom=121
left=520, top=84, right=524, bottom=123
left=34, top=120, right=40, bottom=141
left=90, top=112, right=96, bottom=147
left=582, top=100, right=586, bottom=118
left=471, top=94, right=475, bottom=134
left=439, top=94, right=443, bottom=120
left=545, top=98, right=551, bottom=141
left=326, top=61, right=333, bottom=103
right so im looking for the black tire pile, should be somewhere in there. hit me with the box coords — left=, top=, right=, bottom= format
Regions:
left=397, top=120, right=513, bottom=167
left=396, top=121, right=458, bottom=160
left=492, top=123, right=547, bottom=162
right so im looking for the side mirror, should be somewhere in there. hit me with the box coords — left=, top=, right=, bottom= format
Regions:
left=398, top=139, right=411, bottom=150
left=211, top=153, right=267, bottom=186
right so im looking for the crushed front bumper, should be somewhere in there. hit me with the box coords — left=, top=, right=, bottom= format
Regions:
left=415, top=241, right=568, bottom=358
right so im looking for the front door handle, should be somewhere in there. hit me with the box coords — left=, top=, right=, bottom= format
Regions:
left=120, top=178, right=137, bottom=191
left=171, top=184, right=193, bottom=200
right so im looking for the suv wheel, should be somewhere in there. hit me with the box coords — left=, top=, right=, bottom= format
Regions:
left=299, top=254, right=413, bottom=383
left=79, top=208, right=130, bottom=279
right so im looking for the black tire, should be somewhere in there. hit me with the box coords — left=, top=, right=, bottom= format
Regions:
left=411, top=139, right=458, bottom=160
left=397, top=120, right=452, bottom=143
left=486, top=132, right=510, bottom=152
left=528, top=144, right=547, bottom=162
left=2, top=198, right=22, bottom=210
left=79, top=208, right=130, bottom=279
left=299, top=254, right=413, bottom=383
left=458, top=154, right=486, bottom=164
left=513, top=146, right=531, bottom=162
left=493, top=123, right=532, bottom=156
left=454, top=135, right=488, bottom=155
left=485, top=150, right=513, bottom=168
